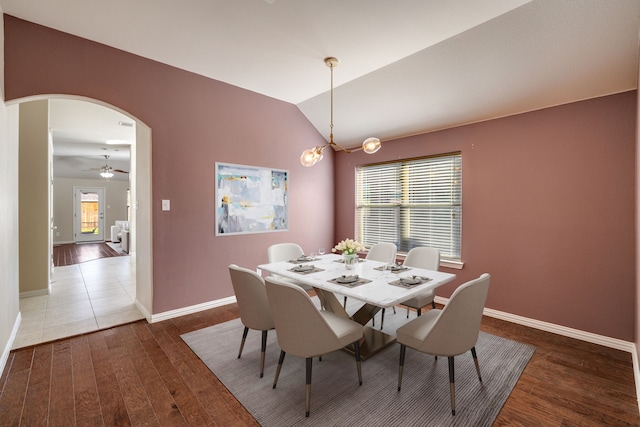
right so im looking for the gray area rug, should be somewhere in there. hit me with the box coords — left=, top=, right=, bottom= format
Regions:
left=181, top=302, right=535, bottom=426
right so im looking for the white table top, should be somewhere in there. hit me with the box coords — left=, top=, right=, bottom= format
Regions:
left=258, top=253, right=456, bottom=309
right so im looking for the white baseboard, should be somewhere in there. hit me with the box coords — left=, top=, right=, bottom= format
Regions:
left=148, top=296, right=237, bottom=323
left=152, top=294, right=635, bottom=352
left=134, top=299, right=152, bottom=322
left=0, top=312, right=21, bottom=378
left=20, top=289, right=49, bottom=298
left=432, top=296, right=635, bottom=353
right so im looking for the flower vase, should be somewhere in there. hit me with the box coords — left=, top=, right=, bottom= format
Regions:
left=343, top=254, right=357, bottom=270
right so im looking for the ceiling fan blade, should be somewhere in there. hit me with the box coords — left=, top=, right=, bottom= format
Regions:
left=113, top=169, right=129, bottom=174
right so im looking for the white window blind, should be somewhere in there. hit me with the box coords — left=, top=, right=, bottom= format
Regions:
left=356, top=152, right=462, bottom=260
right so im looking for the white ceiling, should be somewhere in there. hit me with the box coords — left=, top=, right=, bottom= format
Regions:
left=2, top=0, right=639, bottom=174
left=49, top=99, right=134, bottom=181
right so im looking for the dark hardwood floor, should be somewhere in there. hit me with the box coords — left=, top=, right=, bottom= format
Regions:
left=53, top=242, right=128, bottom=267
left=1, top=303, right=639, bottom=426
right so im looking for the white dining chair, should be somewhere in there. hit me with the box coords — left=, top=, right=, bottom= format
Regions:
left=349, top=242, right=397, bottom=329
left=396, top=273, right=491, bottom=416
left=228, top=264, right=276, bottom=378
left=265, top=276, right=364, bottom=417
left=401, top=247, right=440, bottom=318
left=267, top=242, right=305, bottom=263
left=266, top=242, right=311, bottom=290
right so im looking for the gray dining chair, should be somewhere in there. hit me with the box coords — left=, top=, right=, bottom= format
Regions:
left=265, top=275, right=364, bottom=417
left=396, top=273, right=490, bottom=416
left=228, top=264, right=276, bottom=378
left=401, top=247, right=440, bottom=318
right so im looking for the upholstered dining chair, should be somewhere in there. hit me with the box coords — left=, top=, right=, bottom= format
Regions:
left=266, top=242, right=311, bottom=290
left=228, top=264, right=276, bottom=378
left=264, top=276, right=364, bottom=417
left=349, top=242, right=397, bottom=329
left=396, top=273, right=491, bottom=416
left=267, top=242, right=305, bottom=263
left=401, top=247, right=440, bottom=318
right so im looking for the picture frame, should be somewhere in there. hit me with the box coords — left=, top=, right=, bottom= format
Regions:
left=215, top=162, right=289, bottom=236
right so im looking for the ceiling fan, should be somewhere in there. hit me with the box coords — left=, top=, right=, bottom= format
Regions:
left=86, top=155, right=129, bottom=178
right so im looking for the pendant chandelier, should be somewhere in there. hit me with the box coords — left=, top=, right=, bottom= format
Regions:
left=300, top=57, right=381, bottom=167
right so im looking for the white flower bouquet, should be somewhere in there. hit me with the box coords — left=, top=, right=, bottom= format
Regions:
left=332, top=238, right=365, bottom=255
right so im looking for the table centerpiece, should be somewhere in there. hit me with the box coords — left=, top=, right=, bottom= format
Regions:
left=332, top=238, right=365, bottom=270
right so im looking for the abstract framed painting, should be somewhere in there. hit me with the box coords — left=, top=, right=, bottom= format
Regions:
left=215, top=162, right=288, bottom=236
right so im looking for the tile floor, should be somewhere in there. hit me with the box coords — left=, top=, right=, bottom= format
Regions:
left=12, top=255, right=144, bottom=349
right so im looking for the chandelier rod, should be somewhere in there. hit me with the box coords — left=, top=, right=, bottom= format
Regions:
left=325, top=57, right=358, bottom=154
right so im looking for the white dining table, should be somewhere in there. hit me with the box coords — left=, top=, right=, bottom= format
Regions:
left=257, top=253, right=456, bottom=359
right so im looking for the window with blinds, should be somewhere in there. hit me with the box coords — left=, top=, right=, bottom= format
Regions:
left=356, top=152, right=462, bottom=260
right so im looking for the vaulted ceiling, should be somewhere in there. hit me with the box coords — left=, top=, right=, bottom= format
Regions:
left=2, top=0, right=639, bottom=177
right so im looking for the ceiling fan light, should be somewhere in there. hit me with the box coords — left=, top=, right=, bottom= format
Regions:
left=100, top=171, right=114, bottom=178
left=362, top=137, right=382, bottom=154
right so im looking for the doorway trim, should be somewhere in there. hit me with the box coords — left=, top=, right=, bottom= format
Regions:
left=10, top=94, right=154, bottom=320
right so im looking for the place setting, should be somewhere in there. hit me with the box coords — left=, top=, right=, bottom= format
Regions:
left=388, top=275, right=432, bottom=288
left=288, top=263, right=324, bottom=275
left=328, top=274, right=372, bottom=287
left=374, top=263, right=410, bottom=273
left=287, top=252, right=319, bottom=263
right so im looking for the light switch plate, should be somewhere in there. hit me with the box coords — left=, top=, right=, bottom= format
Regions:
left=162, top=199, right=170, bottom=211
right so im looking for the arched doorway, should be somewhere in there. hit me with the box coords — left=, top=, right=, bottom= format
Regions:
left=12, top=95, right=152, bottom=346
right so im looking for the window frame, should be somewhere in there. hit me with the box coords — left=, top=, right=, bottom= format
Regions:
left=355, top=151, right=463, bottom=268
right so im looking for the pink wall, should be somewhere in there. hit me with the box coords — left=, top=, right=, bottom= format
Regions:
left=3, top=15, right=336, bottom=313
left=335, top=92, right=637, bottom=341
left=4, top=16, right=637, bottom=341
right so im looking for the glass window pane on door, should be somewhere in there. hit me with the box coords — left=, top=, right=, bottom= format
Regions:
left=80, top=191, right=100, bottom=235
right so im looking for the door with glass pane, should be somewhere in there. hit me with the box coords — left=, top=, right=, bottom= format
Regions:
left=74, top=187, right=105, bottom=242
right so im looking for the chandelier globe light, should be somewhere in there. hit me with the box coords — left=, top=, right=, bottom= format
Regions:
left=300, top=57, right=382, bottom=167
left=362, top=137, right=382, bottom=154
